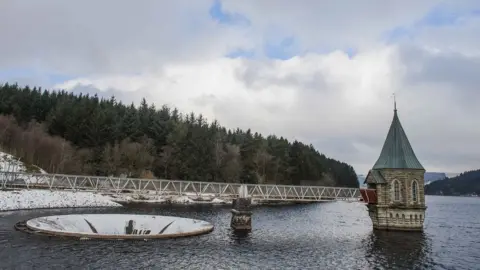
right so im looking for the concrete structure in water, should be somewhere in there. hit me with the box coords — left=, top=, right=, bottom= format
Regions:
left=230, top=185, right=252, bottom=231
left=361, top=102, right=426, bottom=231
left=16, top=214, right=214, bottom=240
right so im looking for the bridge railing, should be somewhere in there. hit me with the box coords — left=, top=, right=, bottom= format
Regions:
left=0, top=172, right=361, bottom=202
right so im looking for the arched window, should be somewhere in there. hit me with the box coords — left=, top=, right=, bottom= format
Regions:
left=412, top=180, right=419, bottom=202
left=392, top=180, right=400, bottom=201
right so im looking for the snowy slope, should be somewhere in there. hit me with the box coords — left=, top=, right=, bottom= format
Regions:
left=0, top=190, right=121, bottom=211
left=0, top=151, right=47, bottom=184
left=0, top=151, right=47, bottom=174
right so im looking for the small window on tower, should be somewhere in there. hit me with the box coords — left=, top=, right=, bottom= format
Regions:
left=392, top=180, right=400, bottom=201
left=412, top=180, right=418, bottom=202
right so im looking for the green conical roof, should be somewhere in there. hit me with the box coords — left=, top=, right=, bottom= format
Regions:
left=372, top=106, right=424, bottom=170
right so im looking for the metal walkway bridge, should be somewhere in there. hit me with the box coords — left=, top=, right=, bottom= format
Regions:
left=0, top=172, right=361, bottom=202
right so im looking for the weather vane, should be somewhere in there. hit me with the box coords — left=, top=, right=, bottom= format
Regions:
left=392, top=92, right=397, bottom=111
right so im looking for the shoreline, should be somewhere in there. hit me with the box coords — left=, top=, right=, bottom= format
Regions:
left=425, top=194, right=479, bottom=198
left=0, top=189, right=322, bottom=212
left=0, top=205, right=119, bottom=213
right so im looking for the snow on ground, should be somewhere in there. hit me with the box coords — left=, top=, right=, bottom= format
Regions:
left=0, top=152, right=290, bottom=210
left=0, top=189, right=232, bottom=211
left=0, top=151, right=47, bottom=174
left=0, top=187, right=296, bottom=211
left=0, top=190, right=121, bottom=211
left=0, top=151, right=47, bottom=184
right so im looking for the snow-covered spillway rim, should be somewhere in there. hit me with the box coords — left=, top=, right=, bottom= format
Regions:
left=25, top=214, right=214, bottom=239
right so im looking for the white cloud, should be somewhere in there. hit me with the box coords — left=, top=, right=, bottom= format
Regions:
left=56, top=44, right=480, bottom=174
left=2, top=1, right=480, bottom=174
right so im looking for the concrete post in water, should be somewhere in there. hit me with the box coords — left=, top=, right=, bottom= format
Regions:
left=230, top=184, right=252, bottom=231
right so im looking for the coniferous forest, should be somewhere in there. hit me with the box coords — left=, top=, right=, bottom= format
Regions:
left=425, top=169, right=480, bottom=196
left=0, top=83, right=358, bottom=187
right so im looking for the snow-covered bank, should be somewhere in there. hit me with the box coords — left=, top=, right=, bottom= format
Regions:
left=0, top=188, right=310, bottom=211
left=109, top=192, right=231, bottom=205
left=108, top=192, right=306, bottom=206
left=0, top=190, right=121, bottom=211
left=0, top=189, right=233, bottom=211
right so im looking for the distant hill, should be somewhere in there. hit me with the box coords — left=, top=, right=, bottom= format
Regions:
left=425, top=169, right=480, bottom=196
left=424, top=172, right=447, bottom=185
left=357, top=174, right=366, bottom=187
left=424, top=172, right=446, bottom=181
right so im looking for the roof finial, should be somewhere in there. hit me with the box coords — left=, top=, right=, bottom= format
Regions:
left=392, top=92, right=397, bottom=112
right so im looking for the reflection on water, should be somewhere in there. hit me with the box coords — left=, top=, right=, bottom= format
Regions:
left=366, top=230, right=432, bottom=269
left=0, top=196, right=478, bottom=269
left=229, top=229, right=252, bottom=243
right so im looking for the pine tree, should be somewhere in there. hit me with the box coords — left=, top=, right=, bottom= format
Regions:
left=0, top=82, right=359, bottom=187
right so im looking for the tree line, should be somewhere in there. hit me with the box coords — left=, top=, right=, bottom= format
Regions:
left=425, top=169, right=480, bottom=196
left=0, top=83, right=358, bottom=187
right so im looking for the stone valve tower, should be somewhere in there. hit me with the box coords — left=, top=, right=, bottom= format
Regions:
left=360, top=102, right=426, bottom=231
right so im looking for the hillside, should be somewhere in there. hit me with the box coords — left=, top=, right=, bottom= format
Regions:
left=0, top=151, right=46, bottom=174
left=0, top=83, right=358, bottom=187
left=425, top=169, right=480, bottom=196
left=0, top=151, right=48, bottom=184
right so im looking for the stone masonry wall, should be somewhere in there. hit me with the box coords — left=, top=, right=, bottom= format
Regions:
left=368, top=205, right=425, bottom=231
left=380, top=169, right=426, bottom=206
left=368, top=169, right=426, bottom=231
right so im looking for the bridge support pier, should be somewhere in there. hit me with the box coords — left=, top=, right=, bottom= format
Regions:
left=230, top=185, right=252, bottom=231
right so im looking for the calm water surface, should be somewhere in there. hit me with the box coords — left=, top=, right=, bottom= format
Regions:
left=0, top=196, right=478, bottom=269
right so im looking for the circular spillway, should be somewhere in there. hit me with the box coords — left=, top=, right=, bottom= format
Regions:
left=21, top=214, right=214, bottom=240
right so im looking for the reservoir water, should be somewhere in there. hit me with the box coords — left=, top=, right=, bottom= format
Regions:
left=0, top=196, right=478, bottom=269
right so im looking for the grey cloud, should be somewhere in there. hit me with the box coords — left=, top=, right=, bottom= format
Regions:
left=191, top=94, right=218, bottom=107
left=398, top=45, right=480, bottom=115
left=234, top=59, right=328, bottom=92
left=400, top=46, right=480, bottom=88
left=312, top=137, right=361, bottom=157
left=67, top=84, right=148, bottom=106
left=0, top=0, right=226, bottom=75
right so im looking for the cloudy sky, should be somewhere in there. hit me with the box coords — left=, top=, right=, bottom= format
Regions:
left=1, top=0, right=479, bottom=174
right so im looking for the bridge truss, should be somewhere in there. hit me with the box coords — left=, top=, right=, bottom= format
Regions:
left=0, top=172, right=361, bottom=202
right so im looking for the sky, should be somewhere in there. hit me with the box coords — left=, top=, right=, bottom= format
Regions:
left=1, top=0, right=480, bottom=175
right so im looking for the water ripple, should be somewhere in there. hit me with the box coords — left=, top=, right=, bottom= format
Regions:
left=0, top=196, right=478, bottom=269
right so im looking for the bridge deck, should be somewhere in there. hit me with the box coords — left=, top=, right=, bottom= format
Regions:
left=0, top=172, right=361, bottom=202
